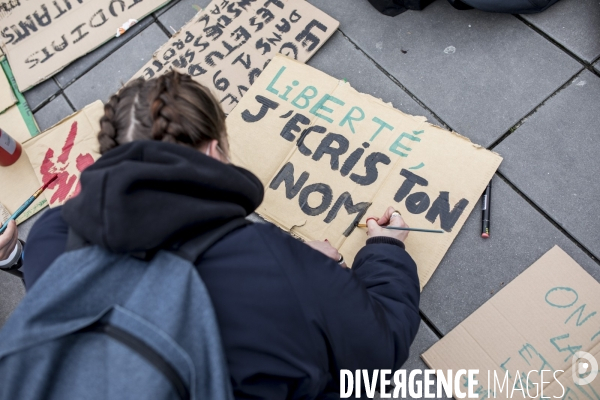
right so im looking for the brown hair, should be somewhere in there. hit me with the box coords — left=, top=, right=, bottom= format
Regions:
left=98, top=71, right=227, bottom=155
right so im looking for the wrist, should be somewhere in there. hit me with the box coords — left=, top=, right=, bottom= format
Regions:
left=0, top=240, right=24, bottom=271
left=366, top=236, right=405, bottom=249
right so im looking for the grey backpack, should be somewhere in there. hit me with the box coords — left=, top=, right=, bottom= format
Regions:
left=0, top=219, right=248, bottom=400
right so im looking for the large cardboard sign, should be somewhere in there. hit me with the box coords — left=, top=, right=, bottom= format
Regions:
left=422, top=246, right=600, bottom=399
left=227, top=55, right=503, bottom=287
left=131, top=0, right=338, bottom=113
left=0, top=0, right=171, bottom=91
left=23, top=100, right=103, bottom=207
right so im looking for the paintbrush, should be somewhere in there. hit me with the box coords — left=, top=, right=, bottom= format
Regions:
left=0, top=175, right=58, bottom=235
left=355, top=223, right=444, bottom=234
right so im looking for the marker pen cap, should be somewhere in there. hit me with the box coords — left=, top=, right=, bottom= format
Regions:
left=0, top=128, right=22, bottom=167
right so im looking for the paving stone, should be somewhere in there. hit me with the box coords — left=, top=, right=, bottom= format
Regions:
left=308, top=31, right=442, bottom=127
left=307, top=0, right=581, bottom=147
left=496, top=70, right=600, bottom=260
left=23, top=78, right=60, bottom=112
left=33, top=95, right=74, bottom=132
left=0, top=271, right=24, bottom=329
left=403, top=321, right=451, bottom=400
left=158, top=0, right=211, bottom=34
left=595, top=60, right=600, bottom=73
left=55, top=16, right=155, bottom=89
left=521, top=0, right=600, bottom=63
left=64, top=24, right=169, bottom=110
left=420, top=175, right=600, bottom=335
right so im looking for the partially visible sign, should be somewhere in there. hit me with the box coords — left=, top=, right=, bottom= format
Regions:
left=0, top=0, right=171, bottom=91
left=422, top=246, right=600, bottom=399
left=227, top=55, right=503, bottom=288
left=131, top=0, right=338, bottom=113
left=24, top=100, right=103, bottom=207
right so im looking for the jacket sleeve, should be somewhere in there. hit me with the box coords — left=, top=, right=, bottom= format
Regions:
left=21, top=207, right=69, bottom=290
left=313, top=237, right=421, bottom=373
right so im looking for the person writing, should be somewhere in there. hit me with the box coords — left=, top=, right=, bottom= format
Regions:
left=19, top=72, right=420, bottom=399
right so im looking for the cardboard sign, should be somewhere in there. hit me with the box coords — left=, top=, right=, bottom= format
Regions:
left=23, top=100, right=103, bottom=207
left=227, top=55, right=503, bottom=288
left=0, top=62, right=15, bottom=112
left=422, top=246, right=600, bottom=399
left=0, top=0, right=171, bottom=91
left=0, top=147, right=48, bottom=224
left=131, top=0, right=338, bottom=114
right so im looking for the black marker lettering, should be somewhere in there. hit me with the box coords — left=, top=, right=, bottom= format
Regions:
left=425, top=192, right=469, bottom=232
left=405, top=192, right=430, bottom=214
left=52, top=35, right=68, bottom=51
left=280, top=113, right=310, bottom=142
left=109, top=0, right=125, bottom=17
left=394, top=169, right=429, bottom=202
left=325, top=192, right=371, bottom=224
left=33, top=4, right=52, bottom=27
left=295, top=19, right=327, bottom=52
left=299, top=183, right=333, bottom=217
left=275, top=18, right=290, bottom=33
left=241, top=95, right=279, bottom=122
left=297, top=125, right=326, bottom=156
left=312, top=133, right=349, bottom=171
left=71, top=23, right=88, bottom=44
left=350, top=152, right=391, bottom=186
left=89, top=9, right=108, bottom=28
left=340, top=142, right=369, bottom=177
left=269, top=162, right=309, bottom=199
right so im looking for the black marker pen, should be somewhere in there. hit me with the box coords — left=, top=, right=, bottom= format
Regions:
left=481, top=180, right=492, bottom=238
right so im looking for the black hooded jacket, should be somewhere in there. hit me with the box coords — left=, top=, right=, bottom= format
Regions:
left=23, top=141, right=421, bottom=399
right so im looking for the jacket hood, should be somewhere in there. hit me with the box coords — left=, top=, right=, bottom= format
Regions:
left=62, top=140, right=264, bottom=253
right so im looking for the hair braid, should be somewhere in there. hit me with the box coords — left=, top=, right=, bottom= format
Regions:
left=98, top=71, right=226, bottom=155
left=98, top=93, right=121, bottom=154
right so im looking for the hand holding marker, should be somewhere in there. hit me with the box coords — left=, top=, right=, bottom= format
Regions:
left=0, top=175, right=58, bottom=235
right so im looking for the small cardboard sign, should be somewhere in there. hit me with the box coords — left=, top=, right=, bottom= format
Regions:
left=131, top=0, right=338, bottom=114
left=23, top=100, right=103, bottom=207
left=422, top=246, right=600, bottom=400
left=227, top=55, right=503, bottom=288
left=0, top=145, right=47, bottom=224
left=0, top=0, right=171, bottom=91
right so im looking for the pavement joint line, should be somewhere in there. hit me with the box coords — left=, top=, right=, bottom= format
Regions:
left=419, top=310, right=444, bottom=339
left=155, top=19, right=174, bottom=38
left=488, top=67, right=585, bottom=150
left=29, top=80, right=61, bottom=114
left=63, top=91, right=77, bottom=113
left=495, top=171, right=600, bottom=267
left=54, top=15, right=160, bottom=93
left=336, top=29, right=454, bottom=132
left=513, top=14, right=594, bottom=69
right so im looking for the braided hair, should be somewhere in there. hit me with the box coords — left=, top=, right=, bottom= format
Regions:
left=98, top=71, right=226, bottom=155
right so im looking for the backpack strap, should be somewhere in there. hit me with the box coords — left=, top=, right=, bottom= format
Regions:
left=66, top=218, right=251, bottom=263
left=172, top=218, right=251, bottom=264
